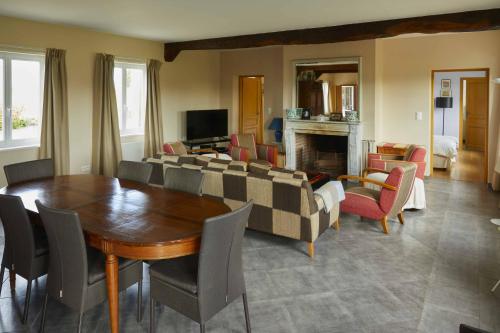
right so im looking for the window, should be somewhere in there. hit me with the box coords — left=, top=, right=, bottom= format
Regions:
left=0, top=52, right=44, bottom=148
left=341, top=85, right=355, bottom=112
left=113, top=62, right=146, bottom=136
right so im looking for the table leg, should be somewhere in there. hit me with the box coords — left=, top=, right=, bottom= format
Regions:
left=9, top=270, right=16, bottom=291
left=105, top=254, right=119, bottom=333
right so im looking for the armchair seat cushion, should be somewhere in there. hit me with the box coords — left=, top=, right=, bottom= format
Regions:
left=87, top=248, right=140, bottom=285
left=341, top=187, right=385, bottom=220
left=149, top=255, right=198, bottom=295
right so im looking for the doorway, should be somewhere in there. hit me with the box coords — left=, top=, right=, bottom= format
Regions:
left=239, top=76, right=264, bottom=144
left=431, top=69, right=489, bottom=182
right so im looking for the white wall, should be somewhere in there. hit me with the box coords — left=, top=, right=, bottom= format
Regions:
left=219, top=47, right=283, bottom=143
left=375, top=31, right=500, bottom=179
left=433, top=71, right=486, bottom=139
left=0, top=16, right=220, bottom=186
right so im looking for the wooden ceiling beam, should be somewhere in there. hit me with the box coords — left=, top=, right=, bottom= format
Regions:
left=164, top=8, right=500, bottom=61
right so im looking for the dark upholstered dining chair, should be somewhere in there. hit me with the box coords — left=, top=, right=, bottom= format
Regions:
left=149, top=201, right=253, bottom=333
left=117, top=160, right=153, bottom=184
left=163, top=167, right=204, bottom=196
left=35, top=200, right=144, bottom=333
left=4, top=158, right=54, bottom=185
left=0, top=194, right=49, bottom=324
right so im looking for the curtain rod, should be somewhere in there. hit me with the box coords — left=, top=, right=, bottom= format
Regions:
left=0, top=43, right=45, bottom=54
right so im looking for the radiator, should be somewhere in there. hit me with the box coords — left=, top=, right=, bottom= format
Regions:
left=361, top=139, right=376, bottom=172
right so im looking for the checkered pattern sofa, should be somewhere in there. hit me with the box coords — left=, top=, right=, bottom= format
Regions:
left=145, top=154, right=339, bottom=257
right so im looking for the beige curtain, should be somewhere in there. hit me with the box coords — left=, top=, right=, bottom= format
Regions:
left=39, top=49, right=69, bottom=175
left=492, top=83, right=500, bottom=191
left=92, top=54, right=122, bottom=177
left=144, top=59, right=164, bottom=157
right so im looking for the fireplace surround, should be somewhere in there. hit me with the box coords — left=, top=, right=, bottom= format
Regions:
left=285, top=119, right=363, bottom=176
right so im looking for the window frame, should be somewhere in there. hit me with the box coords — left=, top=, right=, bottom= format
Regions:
left=113, top=61, right=146, bottom=137
left=341, top=85, right=355, bottom=112
left=0, top=51, right=45, bottom=149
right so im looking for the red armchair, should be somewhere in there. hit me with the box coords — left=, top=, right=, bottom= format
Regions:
left=228, top=134, right=278, bottom=166
left=368, top=144, right=426, bottom=180
left=338, top=163, right=417, bottom=234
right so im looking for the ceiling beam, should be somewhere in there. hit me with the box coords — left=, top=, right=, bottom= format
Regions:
left=164, top=8, right=500, bottom=61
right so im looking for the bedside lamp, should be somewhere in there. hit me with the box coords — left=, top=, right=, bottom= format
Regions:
left=435, top=97, right=453, bottom=135
left=268, top=117, right=283, bottom=143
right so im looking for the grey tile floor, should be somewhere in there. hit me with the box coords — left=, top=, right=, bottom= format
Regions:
left=0, top=177, right=499, bottom=332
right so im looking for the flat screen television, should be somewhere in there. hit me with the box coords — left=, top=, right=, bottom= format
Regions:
left=186, top=109, right=228, bottom=141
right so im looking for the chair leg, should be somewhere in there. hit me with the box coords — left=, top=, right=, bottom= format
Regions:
left=242, top=292, right=251, bottom=333
left=307, top=242, right=314, bottom=258
left=149, top=297, right=155, bottom=333
left=77, top=311, right=83, bottom=333
left=40, top=293, right=48, bottom=333
left=22, top=280, right=32, bottom=324
left=397, top=212, right=405, bottom=225
left=200, top=323, right=205, bottom=333
left=9, top=269, right=16, bottom=291
left=380, top=216, right=389, bottom=234
left=333, top=218, right=340, bottom=230
left=0, top=265, right=5, bottom=296
left=137, top=278, right=143, bottom=322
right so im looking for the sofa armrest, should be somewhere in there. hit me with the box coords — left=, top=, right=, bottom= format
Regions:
left=256, top=143, right=278, bottom=166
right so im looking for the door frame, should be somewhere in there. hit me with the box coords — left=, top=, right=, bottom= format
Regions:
left=430, top=68, right=489, bottom=182
left=238, top=75, right=264, bottom=143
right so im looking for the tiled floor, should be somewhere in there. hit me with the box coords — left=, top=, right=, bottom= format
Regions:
left=0, top=177, right=499, bottom=332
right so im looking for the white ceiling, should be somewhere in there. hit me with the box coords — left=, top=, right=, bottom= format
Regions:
left=0, top=0, right=498, bottom=42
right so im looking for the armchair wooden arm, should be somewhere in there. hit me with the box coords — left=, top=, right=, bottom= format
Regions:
left=363, top=167, right=391, bottom=177
left=337, top=175, right=397, bottom=191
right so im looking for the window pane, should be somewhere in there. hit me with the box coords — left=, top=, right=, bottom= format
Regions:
left=11, top=59, right=41, bottom=140
left=0, top=59, right=4, bottom=141
left=113, top=67, right=123, bottom=129
left=124, top=68, right=144, bottom=131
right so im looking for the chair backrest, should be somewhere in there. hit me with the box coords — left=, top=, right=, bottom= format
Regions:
left=230, top=134, right=257, bottom=160
left=197, top=201, right=253, bottom=322
left=0, top=195, right=36, bottom=277
left=379, top=163, right=417, bottom=217
left=117, top=160, right=153, bottom=184
left=163, top=141, right=188, bottom=155
left=404, top=145, right=426, bottom=162
left=35, top=200, right=88, bottom=311
left=164, top=167, right=204, bottom=196
left=4, top=159, right=54, bottom=185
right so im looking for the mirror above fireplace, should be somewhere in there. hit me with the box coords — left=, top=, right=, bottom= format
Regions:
left=294, top=58, right=361, bottom=120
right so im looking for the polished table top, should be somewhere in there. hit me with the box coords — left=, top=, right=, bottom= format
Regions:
left=0, top=174, right=231, bottom=333
left=0, top=174, right=231, bottom=248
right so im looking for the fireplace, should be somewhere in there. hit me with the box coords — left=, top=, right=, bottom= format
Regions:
left=295, top=133, right=347, bottom=178
left=285, top=119, right=363, bottom=177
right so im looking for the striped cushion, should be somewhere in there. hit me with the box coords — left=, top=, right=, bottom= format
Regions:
left=230, top=134, right=257, bottom=160
left=163, top=142, right=188, bottom=155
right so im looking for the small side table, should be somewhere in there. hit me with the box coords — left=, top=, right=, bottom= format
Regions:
left=376, top=142, right=411, bottom=156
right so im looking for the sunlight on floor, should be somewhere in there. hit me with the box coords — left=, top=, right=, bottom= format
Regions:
left=433, top=149, right=484, bottom=182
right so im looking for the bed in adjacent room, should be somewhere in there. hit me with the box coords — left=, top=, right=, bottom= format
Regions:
left=433, top=135, right=458, bottom=169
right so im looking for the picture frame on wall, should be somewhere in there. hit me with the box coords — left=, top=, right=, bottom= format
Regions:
left=441, top=79, right=451, bottom=90
left=441, top=89, right=451, bottom=97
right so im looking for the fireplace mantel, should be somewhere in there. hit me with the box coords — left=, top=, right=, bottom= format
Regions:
left=285, top=119, right=363, bottom=176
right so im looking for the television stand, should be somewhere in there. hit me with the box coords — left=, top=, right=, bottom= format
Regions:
left=183, top=137, right=230, bottom=151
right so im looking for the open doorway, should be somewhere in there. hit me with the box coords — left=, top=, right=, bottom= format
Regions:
left=431, top=69, right=489, bottom=182
left=239, top=76, right=264, bottom=143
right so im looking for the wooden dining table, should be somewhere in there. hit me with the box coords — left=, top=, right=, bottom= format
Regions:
left=0, top=174, right=230, bottom=333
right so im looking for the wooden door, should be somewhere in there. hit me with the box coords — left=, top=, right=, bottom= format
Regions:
left=464, top=78, right=488, bottom=151
left=239, top=76, right=263, bottom=143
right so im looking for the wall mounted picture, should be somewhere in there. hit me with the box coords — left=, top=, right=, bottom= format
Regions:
left=441, top=89, right=451, bottom=97
left=441, top=79, right=451, bottom=90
